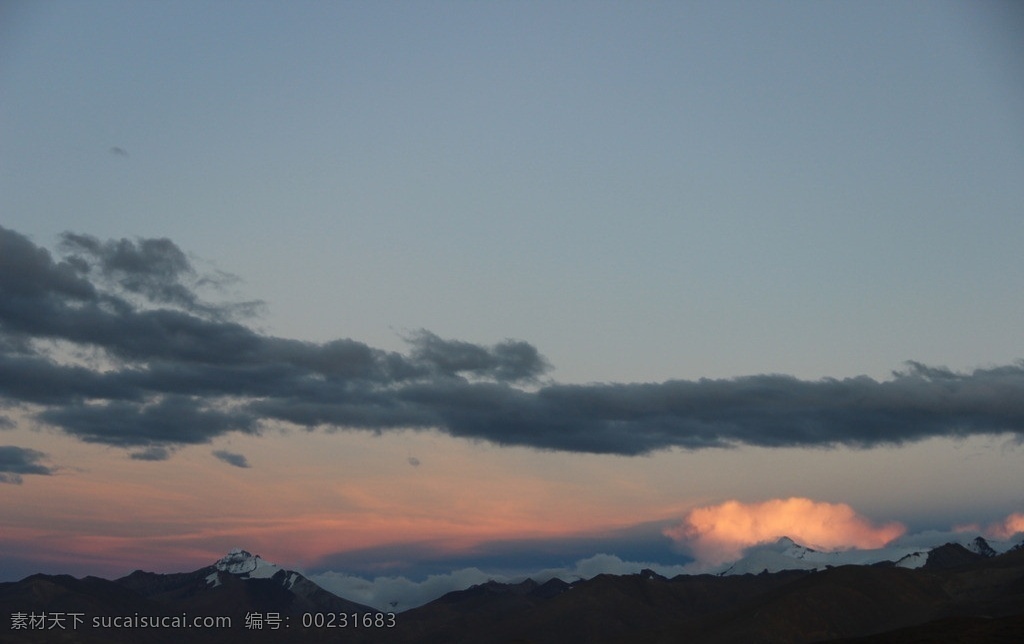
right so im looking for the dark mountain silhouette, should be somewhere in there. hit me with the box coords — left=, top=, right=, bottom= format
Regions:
left=2, top=544, right=1022, bottom=643
left=349, top=544, right=1024, bottom=644
left=115, top=552, right=371, bottom=617
left=0, top=550, right=377, bottom=644
left=921, top=542, right=987, bottom=570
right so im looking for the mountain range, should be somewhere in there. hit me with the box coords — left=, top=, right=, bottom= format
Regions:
left=2, top=539, right=1023, bottom=643
left=711, top=534, right=1015, bottom=576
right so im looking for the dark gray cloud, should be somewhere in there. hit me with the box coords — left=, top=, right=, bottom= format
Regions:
left=2, top=224, right=1023, bottom=458
left=38, top=396, right=256, bottom=447
left=212, top=450, right=250, bottom=468
left=406, top=330, right=550, bottom=382
left=58, top=231, right=260, bottom=319
left=0, top=446, right=54, bottom=484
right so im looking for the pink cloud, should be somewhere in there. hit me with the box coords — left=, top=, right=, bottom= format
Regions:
left=986, top=512, right=1024, bottom=540
left=664, top=497, right=905, bottom=568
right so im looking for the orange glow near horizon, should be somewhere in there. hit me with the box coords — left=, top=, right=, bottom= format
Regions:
left=664, top=497, right=906, bottom=568
left=1, top=428, right=675, bottom=577
left=4, top=424, right=1021, bottom=580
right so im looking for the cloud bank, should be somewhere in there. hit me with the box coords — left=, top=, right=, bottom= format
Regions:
left=309, top=506, right=1024, bottom=610
left=664, top=497, right=906, bottom=568
left=311, top=553, right=691, bottom=612
left=3, top=225, right=1024, bottom=459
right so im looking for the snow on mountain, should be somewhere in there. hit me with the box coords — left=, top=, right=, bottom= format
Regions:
left=715, top=537, right=926, bottom=575
left=214, top=548, right=284, bottom=580
left=892, top=551, right=928, bottom=569
left=714, top=533, right=1020, bottom=576
left=108, top=547, right=379, bottom=618
left=966, top=536, right=998, bottom=557
left=202, top=548, right=376, bottom=613
left=715, top=538, right=819, bottom=576
left=207, top=548, right=304, bottom=591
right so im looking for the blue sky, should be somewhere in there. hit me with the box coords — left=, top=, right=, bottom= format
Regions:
left=5, top=0, right=1022, bottom=382
left=2, top=0, right=1023, bottom=605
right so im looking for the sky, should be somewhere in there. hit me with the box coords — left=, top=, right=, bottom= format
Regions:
left=2, top=0, right=1024, bottom=611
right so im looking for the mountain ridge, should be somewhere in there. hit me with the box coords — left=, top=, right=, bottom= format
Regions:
left=711, top=533, right=1018, bottom=576
left=0, top=549, right=379, bottom=644
left=366, top=545, right=1024, bottom=643
left=3, top=541, right=1023, bottom=642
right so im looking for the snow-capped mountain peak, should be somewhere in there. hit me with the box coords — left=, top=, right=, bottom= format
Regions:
left=967, top=536, right=997, bottom=557
left=200, top=548, right=377, bottom=613
left=714, top=533, right=1022, bottom=577
left=213, top=548, right=283, bottom=579
left=776, top=536, right=817, bottom=559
